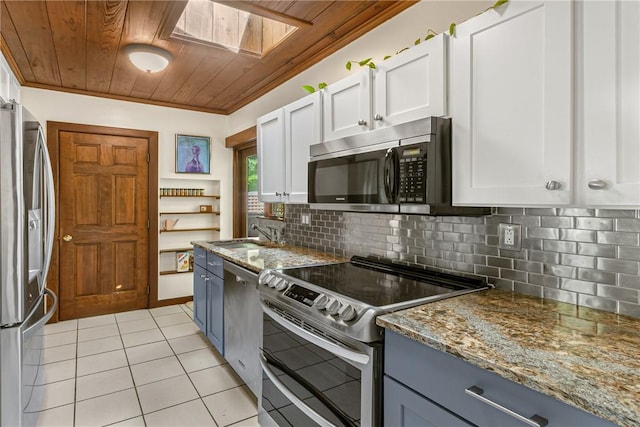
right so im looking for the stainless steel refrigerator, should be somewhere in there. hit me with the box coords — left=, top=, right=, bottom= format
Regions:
left=1, top=98, right=57, bottom=426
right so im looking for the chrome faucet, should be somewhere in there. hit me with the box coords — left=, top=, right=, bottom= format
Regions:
left=250, top=223, right=282, bottom=243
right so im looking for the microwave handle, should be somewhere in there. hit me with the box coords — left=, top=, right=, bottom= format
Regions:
left=384, top=148, right=398, bottom=203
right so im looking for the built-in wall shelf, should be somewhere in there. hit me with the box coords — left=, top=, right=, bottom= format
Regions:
left=160, top=227, right=221, bottom=233
left=158, top=178, right=221, bottom=302
left=159, top=247, right=193, bottom=254
left=159, top=211, right=221, bottom=215
left=160, top=269, right=193, bottom=276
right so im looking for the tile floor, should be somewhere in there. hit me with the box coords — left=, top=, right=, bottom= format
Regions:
left=31, top=304, right=259, bottom=427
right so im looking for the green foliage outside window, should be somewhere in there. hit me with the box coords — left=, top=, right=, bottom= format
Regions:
left=247, top=155, right=258, bottom=192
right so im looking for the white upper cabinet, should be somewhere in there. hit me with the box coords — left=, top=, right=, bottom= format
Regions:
left=373, top=33, right=447, bottom=129
left=0, top=53, right=20, bottom=103
left=257, top=109, right=285, bottom=202
left=580, top=0, right=640, bottom=207
left=257, top=92, right=322, bottom=203
left=322, top=69, right=372, bottom=141
left=452, top=1, right=573, bottom=206
left=284, top=92, right=322, bottom=203
left=322, top=34, right=448, bottom=142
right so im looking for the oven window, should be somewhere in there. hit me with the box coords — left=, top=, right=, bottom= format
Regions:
left=261, top=314, right=362, bottom=426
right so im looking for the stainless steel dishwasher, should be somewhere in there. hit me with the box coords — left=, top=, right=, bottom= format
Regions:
left=223, top=261, right=262, bottom=399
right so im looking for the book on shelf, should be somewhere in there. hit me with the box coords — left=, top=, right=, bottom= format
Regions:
left=176, top=251, right=191, bottom=272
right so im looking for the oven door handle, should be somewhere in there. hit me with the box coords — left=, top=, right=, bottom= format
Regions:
left=259, top=355, right=338, bottom=427
left=261, top=302, right=370, bottom=367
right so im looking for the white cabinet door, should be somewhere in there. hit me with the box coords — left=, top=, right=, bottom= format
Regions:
left=452, top=1, right=573, bottom=206
left=322, top=69, right=371, bottom=141
left=0, top=53, right=20, bottom=103
left=374, top=33, right=447, bottom=129
left=581, top=0, right=640, bottom=207
left=257, top=109, right=285, bottom=202
left=284, top=92, right=321, bottom=203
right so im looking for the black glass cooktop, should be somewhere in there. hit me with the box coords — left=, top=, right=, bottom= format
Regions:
left=279, top=256, right=488, bottom=308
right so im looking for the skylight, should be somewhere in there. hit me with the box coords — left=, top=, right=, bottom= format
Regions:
left=172, top=0, right=298, bottom=56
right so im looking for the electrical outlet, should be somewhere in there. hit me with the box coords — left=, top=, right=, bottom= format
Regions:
left=498, top=223, right=522, bottom=250
left=301, top=213, right=311, bottom=225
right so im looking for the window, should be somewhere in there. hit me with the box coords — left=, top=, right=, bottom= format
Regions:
left=172, top=1, right=298, bottom=57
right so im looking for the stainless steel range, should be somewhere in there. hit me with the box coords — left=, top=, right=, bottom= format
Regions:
left=257, top=256, right=489, bottom=427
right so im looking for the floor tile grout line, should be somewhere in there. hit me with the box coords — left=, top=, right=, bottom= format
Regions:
left=40, top=305, right=258, bottom=427
left=113, top=310, right=147, bottom=427
left=149, top=304, right=221, bottom=426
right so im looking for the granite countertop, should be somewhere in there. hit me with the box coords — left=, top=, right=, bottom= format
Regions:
left=377, top=289, right=639, bottom=427
left=192, top=239, right=347, bottom=273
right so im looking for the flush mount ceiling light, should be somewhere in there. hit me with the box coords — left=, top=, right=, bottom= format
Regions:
left=124, top=44, right=172, bottom=73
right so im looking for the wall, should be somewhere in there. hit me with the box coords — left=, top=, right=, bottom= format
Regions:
left=21, top=88, right=233, bottom=300
left=228, top=0, right=492, bottom=134
left=21, top=88, right=233, bottom=240
left=285, top=205, right=640, bottom=318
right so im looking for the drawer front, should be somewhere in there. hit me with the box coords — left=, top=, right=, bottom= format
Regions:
left=384, top=376, right=473, bottom=427
left=193, top=247, right=207, bottom=268
left=385, top=331, right=616, bottom=427
left=206, top=252, right=224, bottom=278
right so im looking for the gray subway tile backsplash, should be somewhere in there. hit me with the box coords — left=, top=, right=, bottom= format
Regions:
left=285, top=205, right=640, bottom=318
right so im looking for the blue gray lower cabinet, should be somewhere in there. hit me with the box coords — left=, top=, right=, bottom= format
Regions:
left=193, top=247, right=224, bottom=355
left=384, top=376, right=473, bottom=427
left=384, top=330, right=616, bottom=427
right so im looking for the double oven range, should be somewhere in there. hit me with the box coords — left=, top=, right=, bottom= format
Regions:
left=257, top=256, right=488, bottom=427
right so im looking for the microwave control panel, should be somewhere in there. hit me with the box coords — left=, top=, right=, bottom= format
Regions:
left=398, top=146, right=426, bottom=203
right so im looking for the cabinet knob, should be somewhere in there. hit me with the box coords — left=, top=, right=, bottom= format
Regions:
left=544, top=180, right=561, bottom=191
left=283, top=192, right=290, bottom=197
left=63, top=234, right=73, bottom=242
left=588, top=179, right=607, bottom=190
left=275, top=192, right=281, bottom=196
left=357, top=119, right=367, bottom=126
left=374, top=114, right=383, bottom=121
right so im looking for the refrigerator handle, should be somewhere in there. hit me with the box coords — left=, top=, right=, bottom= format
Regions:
left=38, top=126, right=55, bottom=293
left=23, top=288, right=57, bottom=335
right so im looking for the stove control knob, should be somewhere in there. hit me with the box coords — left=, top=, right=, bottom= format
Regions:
left=325, top=298, right=341, bottom=316
left=314, top=295, right=329, bottom=310
left=268, top=277, right=282, bottom=289
left=338, top=304, right=357, bottom=321
left=260, top=273, right=272, bottom=286
left=275, top=280, right=288, bottom=292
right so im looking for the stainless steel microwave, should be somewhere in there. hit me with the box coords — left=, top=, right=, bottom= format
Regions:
left=308, top=117, right=489, bottom=216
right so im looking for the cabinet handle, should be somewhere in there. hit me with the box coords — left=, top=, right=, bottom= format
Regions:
left=357, top=119, right=367, bottom=126
left=200, top=275, right=206, bottom=279
left=204, top=277, right=210, bottom=281
left=465, top=386, right=548, bottom=427
left=374, top=114, right=383, bottom=121
left=544, top=180, right=561, bottom=191
left=588, top=179, right=607, bottom=190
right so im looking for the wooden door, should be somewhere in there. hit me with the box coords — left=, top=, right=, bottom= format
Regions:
left=58, top=129, right=150, bottom=319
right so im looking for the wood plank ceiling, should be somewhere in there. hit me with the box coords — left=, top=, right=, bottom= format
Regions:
left=0, top=0, right=417, bottom=114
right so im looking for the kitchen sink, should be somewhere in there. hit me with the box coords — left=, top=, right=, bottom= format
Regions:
left=209, top=240, right=265, bottom=250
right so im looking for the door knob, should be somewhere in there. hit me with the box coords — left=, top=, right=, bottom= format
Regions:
left=63, top=234, right=73, bottom=242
